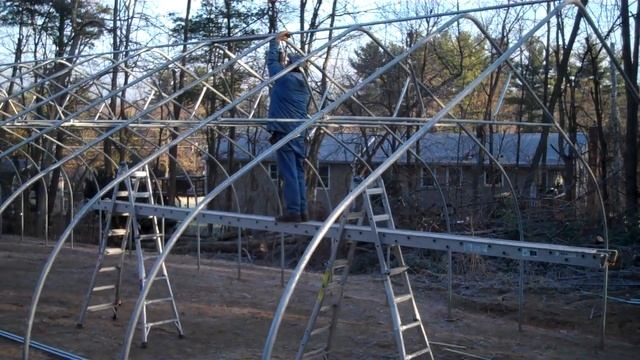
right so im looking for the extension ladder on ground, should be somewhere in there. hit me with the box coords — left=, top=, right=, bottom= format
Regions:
left=77, top=164, right=184, bottom=347
left=296, top=177, right=433, bottom=360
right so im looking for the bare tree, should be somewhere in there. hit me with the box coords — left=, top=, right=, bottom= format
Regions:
left=620, top=0, right=639, bottom=229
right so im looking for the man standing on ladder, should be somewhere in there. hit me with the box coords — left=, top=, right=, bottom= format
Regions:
left=267, top=30, right=310, bottom=223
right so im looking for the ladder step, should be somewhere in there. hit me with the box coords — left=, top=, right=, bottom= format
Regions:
left=388, top=266, right=408, bottom=276
left=310, top=324, right=331, bottom=337
left=115, top=190, right=130, bottom=197
left=145, top=297, right=173, bottom=305
left=131, top=171, right=148, bottom=178
left=104, top=248, right=123, bottom=256
left=133, top=192, right=150, bottom=198
left=92, top=284, right=116, bottom=292
left=366, top=187, right=384, bottom=195
left=142, top=275, right=167, bottom=283
left=394, top=294, right=413, bottom=304
left=332, top=259, right=349, bottom=269
left=346, top=211, right=364, bottom=220
left=145, top=318, right=179, bottom=328
left=99, top=266, right=118, bottom=273
left=319, top=304, right=335, bottom=313
left=108, top=229, right=128, bottom=237
left=302, top=347, right=328, bottom=359
left=372, top=214, right=390, bottom=223
left=87, top=303, right=115, bottom=312
left=138, top=234, right=161, bottom=240
left=400, top=320, right=421, bottom=332
left=405, top=347, right=431, bottom=360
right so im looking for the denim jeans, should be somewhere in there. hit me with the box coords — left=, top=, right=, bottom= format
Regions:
left=276, top=147, right=307, bottom=215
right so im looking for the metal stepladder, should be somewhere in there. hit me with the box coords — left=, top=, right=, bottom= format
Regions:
left=297, top=176, right=433, bottom=360
left=77, top=163, right=184, bottom=347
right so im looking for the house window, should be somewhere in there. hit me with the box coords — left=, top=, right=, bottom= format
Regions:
left=421, top=168, right=436, bottom=188
left=316, top=164, right=330, bottom=189
left=269, top=164, right=278, bottom=181
left=448, top=167, right=462, bottom=188
left=484, top=168, right=503, bottom=187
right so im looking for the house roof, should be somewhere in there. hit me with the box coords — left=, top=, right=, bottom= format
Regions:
left=215, top=131, right=587, bottom=167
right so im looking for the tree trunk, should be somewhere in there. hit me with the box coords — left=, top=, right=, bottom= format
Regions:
left=168, top=0, right=192, bottom=206
left=620, top=0, right=639, bottom=227
left=523, top=1, right=586, bottom=193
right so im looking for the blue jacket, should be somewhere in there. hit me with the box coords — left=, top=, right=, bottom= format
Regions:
left=267, top=39, right=310, bottom=155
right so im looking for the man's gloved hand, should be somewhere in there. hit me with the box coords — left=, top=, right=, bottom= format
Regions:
left=276, top=31, right=290, bottom=42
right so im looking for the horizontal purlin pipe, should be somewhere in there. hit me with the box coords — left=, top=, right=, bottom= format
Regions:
left=0, top=0, right=554, bottom=67
left=95, top=200, right=613, bottom=269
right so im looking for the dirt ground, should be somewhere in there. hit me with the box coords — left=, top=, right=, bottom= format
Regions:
left=0, top=237, right=638, bottom=360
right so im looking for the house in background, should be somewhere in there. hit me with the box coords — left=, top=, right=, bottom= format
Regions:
left=207, top=131, right=588, bottom=220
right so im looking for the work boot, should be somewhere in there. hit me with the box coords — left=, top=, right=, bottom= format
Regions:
left=276, top=213, right=302, bottom=223
left=300, top=213, right=309, bottom=222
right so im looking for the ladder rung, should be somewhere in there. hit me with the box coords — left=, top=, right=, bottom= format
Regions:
left=146, top=318, right=178, bottom=328
left=346, top=211, right=364, bottom=220
left=104, top=248, right=123, bottom=256
left=143, top=255, right=158, bottom=261
left=400, top=320, right=421, bottom=332
left=145, top=297, right=173, bottom=305
left=394, top=294, right=413, bottom=304
left=92, top=284, right=116, bottom=292
left=115, top=190, right=130, bottom=197
left=366, top=187, right=384, bottom=195
left=133, top=192, right=150, bottom=198
left=144, top=275, right=167, bottom=282
left=310, top=324, right=330, bottom=337
left=319, top=304, right=335, bottom=313
left=372, top=214, right=390, bottom=223
left=131, top=171, right=148, bottom=178
left=332, top=259, right=349, bottom=269
left=138, top=234, right=161, bottom=240
left=108, top=229, right=128, bottom=237
left=388, top=266, right=408, bottom=276
left=99, top=266, right=118, bottom=273
left=405, top=347, right=431, bottom=360
left=87, top=303, right=115, bottom=312
left=302, top=347, right=328, bottom=359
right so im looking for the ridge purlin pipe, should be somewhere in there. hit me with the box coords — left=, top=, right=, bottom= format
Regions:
left=0, top=0, right=554, bottom=68
left=262, top=3, right=578, bottom=357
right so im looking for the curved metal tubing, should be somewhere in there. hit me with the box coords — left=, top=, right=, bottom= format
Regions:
left=0, top=141, right=50, bottom=243
left=15, top=1, right=623, bottom=357
left=0, top=0, right=553, bottom=68
left=0, top=144, right=23, bottom=238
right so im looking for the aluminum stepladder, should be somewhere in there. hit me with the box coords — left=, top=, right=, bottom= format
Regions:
left=296, top=176, right=433, bottom=360
left=77, top=164, right=184, bottom=347
left=129, top=164, right=184, bottom=347
left=77, top=165, right=134, bottom=327
left=296, top=177, right=364, bottom=360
